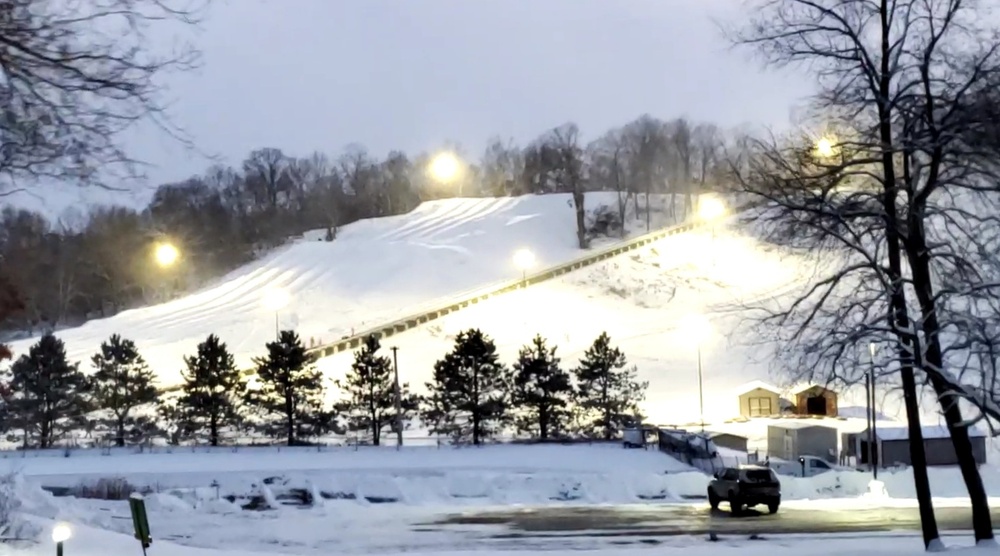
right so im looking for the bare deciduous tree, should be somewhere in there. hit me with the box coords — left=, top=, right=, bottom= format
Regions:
left=0, top=0, right=206, bottom=192
left=732, top=0, right=1000, bottom=548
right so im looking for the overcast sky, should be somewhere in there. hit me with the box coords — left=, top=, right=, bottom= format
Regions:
left=99, top=1, right=812, bottom=206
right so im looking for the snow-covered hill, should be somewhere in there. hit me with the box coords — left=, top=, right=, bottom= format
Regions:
left=7, top=193, right=678, bottom=383
left=310, top=213, right=929, bottom=428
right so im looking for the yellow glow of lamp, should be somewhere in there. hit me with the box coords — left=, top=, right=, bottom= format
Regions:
left=154, top=242, right=180, bottom=267
left=430, top=152, right=460, bottom=183
left=697, top=196, right=726, bottom=222
left=814, top=136, right=836, bottom=158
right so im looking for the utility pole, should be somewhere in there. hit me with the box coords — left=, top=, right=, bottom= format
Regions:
left=391, top=346, right=403, bottom=449
left=697, top=344, right=705, bottom=432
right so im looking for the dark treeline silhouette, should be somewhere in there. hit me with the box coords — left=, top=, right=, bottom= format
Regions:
left=0, top=329, right=647, bottom=448
left=0, top=116, right=729, bottom=336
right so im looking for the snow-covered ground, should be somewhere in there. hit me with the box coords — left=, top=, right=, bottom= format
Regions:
left=6, top=193, right=679, bottom=384
left=3, top=471, right=996, bottom=556
left=11, top=513, right=998, bottom=556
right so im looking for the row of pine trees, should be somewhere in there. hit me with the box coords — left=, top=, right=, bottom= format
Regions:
left=0, top=329, right=648, bottom=448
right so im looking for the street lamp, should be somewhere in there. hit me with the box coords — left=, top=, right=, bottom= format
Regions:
left=681, top=314, right=712, bottom=431
left=262, top=288, right=289, bottom=340
left=154, top=242, right=180, bottom=268
left=391, top=346, right=402, bottom=448
left=52, top=522, right=72, bottom=556
left=814, top=136, right=837, bottom=159
left=697, top=195, right=726, bottom=223
left=512, top=248, right=536, bottom=286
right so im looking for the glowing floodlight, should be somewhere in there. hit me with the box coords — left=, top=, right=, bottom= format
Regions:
left=154, top=242, right=180, bottom=267
left=430, top=152, right=460, bottom=183
left=52, top=522, right=72, bottom=543
left=262, top=288, right=289, bottom=311
left=814, top=136, right=837, bottom=158
left=697, top=196, right=726, bottom=222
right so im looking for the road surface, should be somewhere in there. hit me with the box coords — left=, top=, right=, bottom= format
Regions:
left=429, top=504, right=999, bottom=538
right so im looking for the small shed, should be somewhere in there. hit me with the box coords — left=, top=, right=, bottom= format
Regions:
left=707, top=431, right=749, bottom=453
left=791, top=384, right=839, bottom=417
left=864, top=425, right=987, bottom=467
left=736, top=380, right=781, bottom=418
left=767, top=422, right=839, bottom=463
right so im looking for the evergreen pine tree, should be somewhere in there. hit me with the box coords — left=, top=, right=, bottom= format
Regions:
left=178, top=334, right=245, bottom=447
left=573, top=332, right=648, bottom=440
left=423, top=328, right=509, bottom=445
left=335, top=335, right=418, bottom=446
left=6, top=333, right=89, bottom=448
left=511, top=335, right=573, bottom=440
left=90, top=334, right=159, bottom=446
left=247, top=330, right=332, bottom=446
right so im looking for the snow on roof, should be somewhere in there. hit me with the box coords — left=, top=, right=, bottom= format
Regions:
left=767, top=420, right=838, bottom=431
left=789, top=383, right=835, bottom=395
left=874, top=425, right=987, bottom=441
left=735, top=380, right=781, bottom=395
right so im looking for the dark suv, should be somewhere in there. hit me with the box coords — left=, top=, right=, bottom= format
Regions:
left=707, top=465, right=781, bottom=514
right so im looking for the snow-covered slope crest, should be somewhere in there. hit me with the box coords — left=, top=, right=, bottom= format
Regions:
left=8, top=193, right=676, bottom=385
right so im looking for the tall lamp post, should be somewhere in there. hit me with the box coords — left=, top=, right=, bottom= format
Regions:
left=682, top=314, right=712, bottom=431
left=262, top=288, right=290, bottom=340
left=391, top=346, right=403, bottom=448
left=513, top=248, right=536, bottom=287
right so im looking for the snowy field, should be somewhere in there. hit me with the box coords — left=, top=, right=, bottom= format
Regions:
left=2, top=444, right=1000, bottom=555
left=7, top=193, right=680, bottom=384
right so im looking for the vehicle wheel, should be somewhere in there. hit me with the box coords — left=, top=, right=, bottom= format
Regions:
left=728, top=493, right=742, bottom=515
left=768, top=501, right=780, bottom=514
left=708, top=489, right=719, bottom=510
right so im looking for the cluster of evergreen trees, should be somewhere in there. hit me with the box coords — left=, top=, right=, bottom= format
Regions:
left=358, top=330, right=648, bottom=446
left=0, top=329, right=647, bottom=448
left=0, top=331, right=333, bottom=448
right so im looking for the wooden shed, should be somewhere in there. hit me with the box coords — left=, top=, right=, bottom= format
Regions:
left=736, top=380, right=781, bottom=418
left=791, top=384, right=839, bottom=417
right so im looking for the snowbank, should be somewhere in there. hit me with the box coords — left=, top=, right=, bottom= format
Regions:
left=5, top=443, right=1000, bottom=507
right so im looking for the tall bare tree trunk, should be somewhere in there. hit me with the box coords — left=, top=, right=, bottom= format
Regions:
left=876, top=2, right=938, bottom=546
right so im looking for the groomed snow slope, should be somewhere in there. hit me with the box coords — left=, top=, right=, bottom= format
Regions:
left=8, top=193, right=675, bottom=384
left=313, top=213, right=943, bottom=428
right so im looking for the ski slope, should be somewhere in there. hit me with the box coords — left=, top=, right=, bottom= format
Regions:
left=7, top=193, right=678, bottom=384
left=311, top=214, right=933, bottom=428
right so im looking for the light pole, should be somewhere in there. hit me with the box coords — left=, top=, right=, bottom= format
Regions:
left=513, top=248, right=536, bottom=287
left=868, top=342, right=878, bottom=479
left=262, top=288, right=289, bottom=340
left=682, top=314, right=712, bottom=431
left=52, top=522, right=72, bottom=556
left=391, top=346, right=403, bottom=449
